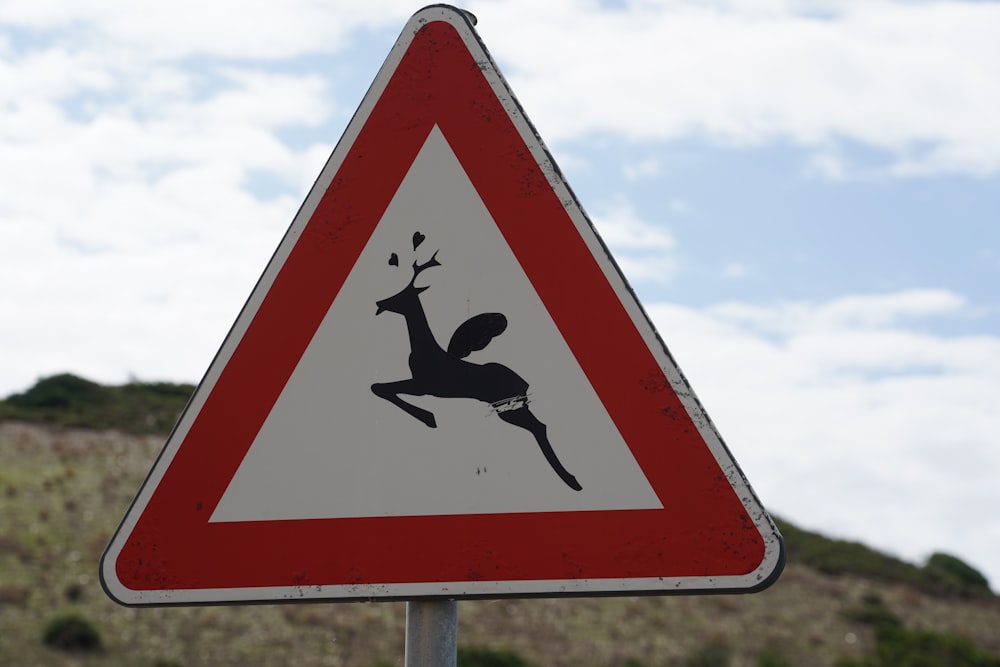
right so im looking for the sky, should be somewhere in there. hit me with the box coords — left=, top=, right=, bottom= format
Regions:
left=2, top=0, right=999, bottom=590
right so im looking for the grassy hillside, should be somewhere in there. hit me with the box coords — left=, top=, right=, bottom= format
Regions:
left=1, top=376, right=998, bottom=666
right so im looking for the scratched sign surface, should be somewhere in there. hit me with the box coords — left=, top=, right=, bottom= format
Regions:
left=101, top=5, right=783, bottom=605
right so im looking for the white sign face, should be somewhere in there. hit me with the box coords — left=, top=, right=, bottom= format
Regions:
left=211, top=126, right=662, bottom=523
left=101, top=6, right=783, bottom=607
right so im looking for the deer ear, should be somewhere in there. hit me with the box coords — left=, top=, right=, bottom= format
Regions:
left=447, top=313, right=508, bottom=359
left=412, top=231, right=426, bottom=250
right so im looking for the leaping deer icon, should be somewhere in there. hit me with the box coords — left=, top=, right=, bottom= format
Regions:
left=370, top=232, right=582, bottom=491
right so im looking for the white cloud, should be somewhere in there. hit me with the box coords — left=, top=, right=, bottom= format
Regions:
left=722, top=262, right=749, bottom=279
left=647, top=289, right=1000, bottom=588
left=0, top=0, right=410, bottom=60
left=668, top=199, right=691, bottom=215
left=0, top=40, right=336, bottom=397
left=713, top=289, right=968, bottom=332
left=624, top=157, right=661, bottom=181
left=470, top=0, right=1000, bottom=177
left=590, top=201, right=678, bottom=285
left=5, top=1, right=999, bottom=178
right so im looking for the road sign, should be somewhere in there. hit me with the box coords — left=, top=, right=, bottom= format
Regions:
left=101, top=5, right=784, bottom=605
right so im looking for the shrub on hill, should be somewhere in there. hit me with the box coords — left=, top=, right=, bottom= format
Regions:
left=0, top=373, right=194, bottom=435
left=41, top=612, right=103, bottom=652
left=773, top=517, right=992, bottom=598
left=775, top=517, right=924, bottom=582
left=837, top=595, right=1000, bottom=667
left=457, top=646, right=538, bottom=667
left=686, top=641, right=732, bottom=667
left=924, top=551, right=991, bottom=594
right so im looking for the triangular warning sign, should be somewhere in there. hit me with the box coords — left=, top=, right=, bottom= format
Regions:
left=101, top=5, right=783, bottom=605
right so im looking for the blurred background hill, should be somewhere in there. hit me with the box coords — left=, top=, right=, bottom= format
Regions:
left=1, top=374, right=997, bottom=666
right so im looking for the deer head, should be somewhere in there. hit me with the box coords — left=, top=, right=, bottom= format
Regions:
left=375, top=250, right=441, bottom=316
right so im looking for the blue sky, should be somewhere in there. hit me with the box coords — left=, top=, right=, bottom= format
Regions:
left=2, top=1, right=998, bottom=592
left=567, top=138, right=1000, bottom=313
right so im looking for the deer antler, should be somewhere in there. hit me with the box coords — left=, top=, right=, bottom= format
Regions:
left=409, top=250, right=441, bottom=285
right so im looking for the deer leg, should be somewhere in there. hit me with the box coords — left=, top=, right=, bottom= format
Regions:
left=498, top=407, right=582, bottom=491
left=371, top=380, right=437, bottom=428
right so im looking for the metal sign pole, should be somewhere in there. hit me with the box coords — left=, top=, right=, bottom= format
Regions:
left=404, top=600, right=458, bottom=667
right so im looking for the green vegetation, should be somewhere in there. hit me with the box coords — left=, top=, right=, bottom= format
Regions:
left=842, top=593, right=902, bottom=629
left=925, top=551, right=992, bottom=592
left=774, top=517, right=992, bottom=598
left=622, top=659, right=649, bottom=667
left=686, top=641, right=732, bottom=667
left=458, top=646, right=538, bottom=667
left=755, top=647, right=792, bottom=667
left=857, top=625, right=1000, bottom=667
left=837, top=595, right=1000, bottom=667
left=0, top=373, right=194, bottom=434
left=41, top=611, right=103, bottom=652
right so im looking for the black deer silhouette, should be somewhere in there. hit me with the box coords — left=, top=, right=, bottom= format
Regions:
left=370, top=233, right=582, bottom=491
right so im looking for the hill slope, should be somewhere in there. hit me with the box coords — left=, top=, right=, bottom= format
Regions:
left=1, top=376, right=998, bottom=666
